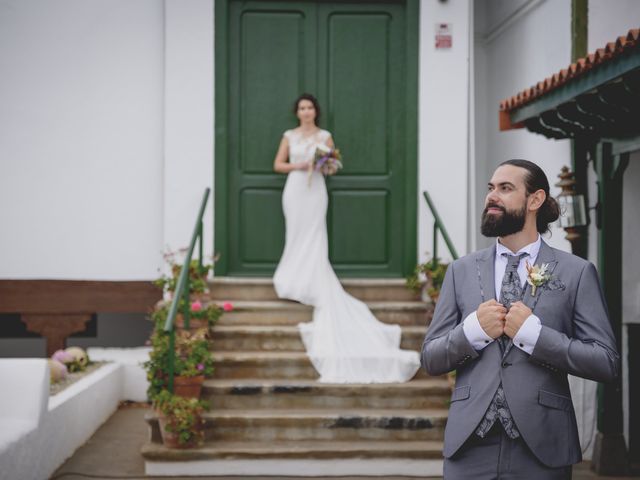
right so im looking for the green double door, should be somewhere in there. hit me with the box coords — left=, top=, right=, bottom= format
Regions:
left=215, top=0, right=418, bottom=277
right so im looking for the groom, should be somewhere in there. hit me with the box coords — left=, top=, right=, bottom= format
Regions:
left=422, top=160, right=618, bottom=479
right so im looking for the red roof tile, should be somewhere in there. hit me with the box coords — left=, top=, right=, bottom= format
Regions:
left=500, top=27, right=640, bottom=116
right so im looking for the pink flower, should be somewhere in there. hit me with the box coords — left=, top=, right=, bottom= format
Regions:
left=222, top=302, right=234, bottom=312
left=196, top=363, right=205, bottom=371
left=191, top=300, right=203, bottom=312
left=52, top=349, right=74, bottom=364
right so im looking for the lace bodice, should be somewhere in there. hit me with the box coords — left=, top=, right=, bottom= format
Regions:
left=284, top=128, right=332, bottom=164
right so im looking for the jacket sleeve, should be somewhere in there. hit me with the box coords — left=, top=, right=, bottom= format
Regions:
left=529, top=262, right=619, bottom=383
left=421, top=263, right=480, bottom=376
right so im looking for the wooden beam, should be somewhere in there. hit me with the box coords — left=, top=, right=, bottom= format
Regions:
left=21, top=314, right=92, bottom=357
left=0, top=280, right=162, bottom=314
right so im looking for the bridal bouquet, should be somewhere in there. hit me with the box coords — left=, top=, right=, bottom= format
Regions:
left=308, top=145, right=343, bottom=186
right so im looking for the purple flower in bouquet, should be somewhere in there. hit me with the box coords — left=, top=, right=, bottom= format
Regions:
left=308, top=145, right=343, bottom=185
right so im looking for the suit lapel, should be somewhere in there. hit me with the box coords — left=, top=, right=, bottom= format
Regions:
left=504, top=240, right=557, bottom=357
left=476, top=246, right=496, bottom=302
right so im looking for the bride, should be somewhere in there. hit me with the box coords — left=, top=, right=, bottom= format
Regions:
left=272, top=93, right=420, bottom=384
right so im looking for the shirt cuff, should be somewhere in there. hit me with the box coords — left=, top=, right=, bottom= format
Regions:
left=462, top=311, right=494, bottom=350
left=512, top=314, right=542, bottom=355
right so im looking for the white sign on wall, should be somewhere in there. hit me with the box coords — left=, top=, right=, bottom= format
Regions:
left=435, top=23, right=452, bottom=49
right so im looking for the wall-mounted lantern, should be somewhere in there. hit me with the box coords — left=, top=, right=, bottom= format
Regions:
left=555, top=166, right=587, bottom=249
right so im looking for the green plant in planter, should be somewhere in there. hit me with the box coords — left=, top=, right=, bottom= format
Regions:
left=144, top=328, right=214, bottom=400
left=154, top=389, right=209, bottom=447
left=406, top=257, right=449, bottom=302
left=153, top=249, right=218, bottom=295
left=150, top=301, right=222, bottom=332
left=188, top=300, right=223, bottom=326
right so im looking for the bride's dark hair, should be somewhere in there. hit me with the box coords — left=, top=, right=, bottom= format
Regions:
left=293, top=93, right=321, bottom=126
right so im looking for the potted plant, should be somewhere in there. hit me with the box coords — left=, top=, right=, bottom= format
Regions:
left=407, top=257, right=455, bottom=390
left=176, top=300, right=223, bottom=331
left=153, top=249, right=219, bottom=300
left=154, top=389, right=209, bottom=448
left=406, top=256, right=449, bottom=304
left=151, top=301, right=222, bottom=333
left=144, top=327, right=214, bottom=399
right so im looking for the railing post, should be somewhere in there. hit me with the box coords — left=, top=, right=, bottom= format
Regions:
left=183, top=277, right=190, bottom=330
left=432, top=221, right=438, bottom=268
left=198, top=221, right=203, bottom=270
left=168, top=328, right=175, bottom=393
left=162, top=187, right=210, bottom=396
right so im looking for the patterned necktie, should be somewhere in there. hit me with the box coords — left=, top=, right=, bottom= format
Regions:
left=497, top=253, right=528, bottom=348
left=499, top=253, right=528, bottom=309
left=475, top=252, right=528, bottom=439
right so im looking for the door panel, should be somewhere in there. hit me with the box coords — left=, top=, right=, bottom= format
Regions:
left=220, top=1, right=414, bottom=277
left=239, top=188, right=285, bottom=263
left=327, top=12, right=390, bottom=174
left=329, top=190, right=389, bottom=264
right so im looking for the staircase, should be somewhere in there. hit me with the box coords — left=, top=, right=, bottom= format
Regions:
left=141, top=278, right=447, bottom=477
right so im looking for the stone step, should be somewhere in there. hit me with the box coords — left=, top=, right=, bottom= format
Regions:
left=141, top=438, right=444, bottom=461
left=212, top=325, right=426, bottom=352
left=216, top=300, right=432, bottom=327
left=145, top=408, right=447, bottom=443
left=210, top=277, right=420, bottom=302
left=211, top=351, right=428, bottom=380
left=203, top=378, right=450, bottom=410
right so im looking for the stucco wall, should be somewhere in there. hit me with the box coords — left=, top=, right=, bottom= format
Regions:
left=474, top=0, right=572, bottom=252
left=0, top=0, right=165, bottom=280
left=418, top=0, right=472, bottom=262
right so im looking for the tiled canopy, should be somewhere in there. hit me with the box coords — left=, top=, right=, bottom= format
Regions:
left=499, top=28, right=640, bottom=140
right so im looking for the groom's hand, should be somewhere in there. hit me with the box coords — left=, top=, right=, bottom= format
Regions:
left=477, top=299, right=507, bottom=339
left=503, top=301, right=532, bottom=338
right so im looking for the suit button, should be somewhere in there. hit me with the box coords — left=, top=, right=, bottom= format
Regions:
left=502, top=361, right=511, bottom=368
left=519, top=343, right=524, bottom=348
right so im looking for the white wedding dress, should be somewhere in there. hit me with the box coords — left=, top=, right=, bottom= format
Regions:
left=273, top=128, right=420, bottom=383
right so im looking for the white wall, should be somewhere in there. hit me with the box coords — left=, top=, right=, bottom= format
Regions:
left=419, top=0, right=472, bottom=263
left=0, top=0, right=215, bottom=280
left=474, top=0, right=572, bottom=252
left=163, top=0, right=214, bottom=261
left=588, top=0, right=640, bottom=50
left=0, top=0, right=165, bottom=280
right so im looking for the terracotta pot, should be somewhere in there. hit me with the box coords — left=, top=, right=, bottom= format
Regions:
left=174, top=314, right=209, bottom=331
left=158, top=414, right=204, bottom=449
left=189, top=291, right=209, bottom=303
left=173, top=375, right=205, bottom=398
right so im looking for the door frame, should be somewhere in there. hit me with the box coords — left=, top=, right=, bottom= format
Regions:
left=214, top=0, right=419, bottom=276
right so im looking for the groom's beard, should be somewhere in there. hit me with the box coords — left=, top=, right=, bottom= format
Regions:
left=481, top=202, right=527, bottom=237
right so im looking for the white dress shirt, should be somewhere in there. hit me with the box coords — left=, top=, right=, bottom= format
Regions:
left=462, top=235, right=543, bottom=354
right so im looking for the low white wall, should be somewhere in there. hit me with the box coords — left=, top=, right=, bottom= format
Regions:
left=0, top=362, right=122, bottom=480
left=0, top=351, right=151, bottom=480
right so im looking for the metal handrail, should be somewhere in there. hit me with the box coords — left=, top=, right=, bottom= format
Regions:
left=423, top=191, right=459, bottom=264
left=163, top=187, right=211, bottom=392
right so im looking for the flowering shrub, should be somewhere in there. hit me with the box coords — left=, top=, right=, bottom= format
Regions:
left=144, top=328, right=214, bottom=400
left=154, top=389, right=209, bottom=446
left=406, top=256, right=449, bottom=302
left=153, top=249, right=218, bottom=295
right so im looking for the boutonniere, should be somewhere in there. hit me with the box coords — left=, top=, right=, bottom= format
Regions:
left=525, top=261, right=551, bottom=296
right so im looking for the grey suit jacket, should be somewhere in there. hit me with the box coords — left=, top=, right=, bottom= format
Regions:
left=421, top=240, right=619, bottom=468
